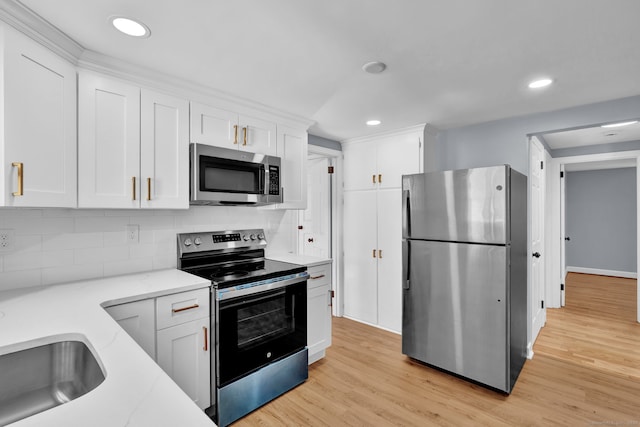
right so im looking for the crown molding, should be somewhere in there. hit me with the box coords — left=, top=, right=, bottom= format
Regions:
left=341, top=123, right=427, bottom=145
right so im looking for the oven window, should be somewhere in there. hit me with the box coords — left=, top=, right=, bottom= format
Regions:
left=200, top=156, right=263, bottom=194
left=217, top=281, right=307, bottom=386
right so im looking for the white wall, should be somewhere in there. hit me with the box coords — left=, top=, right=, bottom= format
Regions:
left=0, top=207, right=297, bottom=292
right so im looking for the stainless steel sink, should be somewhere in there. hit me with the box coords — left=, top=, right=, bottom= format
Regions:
left=0, top=340, right=105, bottom=426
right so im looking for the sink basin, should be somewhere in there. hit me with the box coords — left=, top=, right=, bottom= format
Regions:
left=0, top=340, right=105, bottom=426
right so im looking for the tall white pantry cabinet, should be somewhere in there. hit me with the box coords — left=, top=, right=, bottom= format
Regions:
left=342, top=126, right=423, bottom=333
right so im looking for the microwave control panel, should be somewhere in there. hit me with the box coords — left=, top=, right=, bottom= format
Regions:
left=268, top=165, right=280, bottom=195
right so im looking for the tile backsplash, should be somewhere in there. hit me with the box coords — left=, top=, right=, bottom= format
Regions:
left=0, top=207, right=297, bottom=292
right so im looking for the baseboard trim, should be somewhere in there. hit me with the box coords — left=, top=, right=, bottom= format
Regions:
left=342, top=315, right=402, bottom=335
left=566, top=266, right=637, bottom=279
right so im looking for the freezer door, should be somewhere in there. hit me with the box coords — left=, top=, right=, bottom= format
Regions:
left=402, top=240, right=508, bottom=391
left=402, top=166, right=508, bottom=244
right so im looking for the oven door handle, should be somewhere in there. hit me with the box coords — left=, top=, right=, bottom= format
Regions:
left=216, top=273, right=309, bottom=301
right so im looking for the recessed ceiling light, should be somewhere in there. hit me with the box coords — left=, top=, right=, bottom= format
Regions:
left=366, top=120, right=381, bottom=126
left=528, top=78, right=553, bottom=89
left=601, top=121, right=638, bottom=128
left=362, top=61, right=387, bottom=74
left=110, top=16, right=151, bottom=38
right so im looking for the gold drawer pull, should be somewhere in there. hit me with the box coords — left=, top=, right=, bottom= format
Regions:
left=243, top=126, right=247, bottom=146
left=233, top=125, right=238, bottom=144
left=172, top=303, right=199, bottom=313
left=132, top=177, right=136, bottom=201
left=309, top=274, right=326, bottom=280
left=378, top=174, right=382, bottom=183
left=372, top=249, right=376, bottom=258
left=372, top=174, right=376, bottom=184
left=12, top=162, right=23, bottom=196
left=378, top=249, right=383, bottom=258
left=146, top=177, right=152, bottom=201
left=203, top=326, right=208, bottom=351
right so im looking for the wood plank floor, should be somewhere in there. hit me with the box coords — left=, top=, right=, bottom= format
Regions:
left=235, top=273, right=640, bottom=426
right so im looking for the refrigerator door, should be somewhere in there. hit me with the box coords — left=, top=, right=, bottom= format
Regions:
left=402, top=166, right=509, bottom=244
left=402, top=239, right=508, bottom=391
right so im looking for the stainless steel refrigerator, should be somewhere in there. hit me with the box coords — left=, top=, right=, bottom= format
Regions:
left=401, top=165, right=527, bottom=394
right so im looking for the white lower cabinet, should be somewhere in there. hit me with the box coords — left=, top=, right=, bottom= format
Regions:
left=103, top=287, right=211, bottom=410
left=306, top=261, right=332, bottom=364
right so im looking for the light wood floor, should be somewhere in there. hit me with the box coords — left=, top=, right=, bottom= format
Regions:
left=235, top=273, right=640, bottom=426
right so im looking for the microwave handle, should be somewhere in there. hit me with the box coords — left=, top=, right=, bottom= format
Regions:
left=264, top=169, right=270, bottom=195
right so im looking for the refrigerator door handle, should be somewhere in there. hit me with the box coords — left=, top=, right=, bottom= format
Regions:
left=402, top=189, right=411, bottom=238
left=402, top=240, right=411, bottom=289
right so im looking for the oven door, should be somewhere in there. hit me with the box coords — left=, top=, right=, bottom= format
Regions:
left=216, top=279, right=307, bottom=387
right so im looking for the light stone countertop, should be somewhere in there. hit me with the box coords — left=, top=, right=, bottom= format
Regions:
left=268, top=253, right=332, bottom=268
left=0, top=269, right=216, bottom=427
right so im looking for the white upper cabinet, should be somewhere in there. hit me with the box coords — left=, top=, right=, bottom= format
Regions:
left=140, top=90, right=190, bottom=209
left=189, top=102, right=276, bottom=156
left=79, top=71, right=189, bottom=209
left=274, top=125, right=307, bottom=209
left=1, top=24, right=77, bottom=207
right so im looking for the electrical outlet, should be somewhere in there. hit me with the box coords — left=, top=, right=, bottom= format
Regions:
left=0, top=229, right=15, bottom=253
left=126, top=224, right=139, bottom=244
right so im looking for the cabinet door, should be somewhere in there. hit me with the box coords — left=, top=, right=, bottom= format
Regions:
left=343, top=190, right=378, bottom=324
left=307, top=283, right=332, bottom=364
left=78, top=73, right=140, bottom=208
left=376, top=131, right=422, bottom=189
left=342, top=142, right=377, bottom=191
left=3, top=26, right=77, bottom=207
left=189, top=102, right=238, bottom=148
left=275, top=125, right=307, bottom=209
left=141, top=90, right=189, bottom=209
left=376, top=189, right=403, bottom=333
left=239, top=115, right=277, bottom=156
left=157, top=318, right=211, bottom=410
left=105, top=299, right=156, bottom=360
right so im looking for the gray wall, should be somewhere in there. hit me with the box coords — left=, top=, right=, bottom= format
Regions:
left=309, top=134, right=341, bottom=151
left=428, top=95, right=640, bottom=176
left=565, top=168, right=637, bottom=273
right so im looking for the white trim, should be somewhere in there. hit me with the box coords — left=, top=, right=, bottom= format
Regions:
left=341, top=123, right=426, bottom=145
left=526, top=343, right=534, bottom=360
left=342, top=315, right=401, bottom=336
left=566, top=266, right=637, bottom=279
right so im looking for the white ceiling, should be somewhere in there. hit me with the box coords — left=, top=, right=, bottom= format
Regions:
left=543, top=121, right=640, bottom=150
left=12, top=0, right=640, bottom=141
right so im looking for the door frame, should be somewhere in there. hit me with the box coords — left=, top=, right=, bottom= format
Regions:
left=301, top=144, right=343, bottom=317
left=547, top=150, right=640, bottom=323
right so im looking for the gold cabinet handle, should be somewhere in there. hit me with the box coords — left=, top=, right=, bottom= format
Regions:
left=233, top=124, right=238, bottom=144
left=132, top=177, right=136, bottom=201
left=372, top=249, right=377, bottom=258
left=12, top=162, right=23, bottom=196
left=203, top=326, right=208, bottom=351
left=243, top=126, right=247, bottom=146
left=378, top=174, right=382, bottom=184
left=378, top=249, right=383, bottom=258
left=372, top=174, right=376, bottom=184
left=172, top=303, right=199, bottom=313
left=309, top=274, right=326, bottom=280
left=146, top=177, right=151, bottom=201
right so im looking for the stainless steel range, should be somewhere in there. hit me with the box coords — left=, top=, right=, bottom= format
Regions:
left=177, top=229, right=309, bottom=427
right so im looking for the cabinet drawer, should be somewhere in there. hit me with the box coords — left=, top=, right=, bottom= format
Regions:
left=307, top=264, right=331, bottom=289
left=156, top=287, right=210, bottom=329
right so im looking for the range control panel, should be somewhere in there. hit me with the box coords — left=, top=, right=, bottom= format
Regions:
left=177, top=229, right=267, bottom=256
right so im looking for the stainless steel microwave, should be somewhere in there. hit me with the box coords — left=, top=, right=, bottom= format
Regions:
left=189, top=143, right=282, bottom=206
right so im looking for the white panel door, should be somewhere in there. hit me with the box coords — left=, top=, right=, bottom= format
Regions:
left=189, top=102, right=238, bottom=148
left=104, top=299, right=156, bottom=360
left=141, top=90, right=189, bottom=209
left=275, top=125, right=307, bottom=209
left=156, top=318, right=211, bottom=410
left=3, top=26, right=77, bottom=207
left=239, top=115, right=277, bottom=156
left=343, top=190, right=378, bottom=324
left=530, top=137, right=546, bottom=345
left=78, top=73, right=140, bottom=208
left=343, top=142, right=377, bottom=191
left=299, top=158, right=330, bottom=257
left=376, top=132, right=422, bottom=189
left=376, top=188, right=403, bottom=333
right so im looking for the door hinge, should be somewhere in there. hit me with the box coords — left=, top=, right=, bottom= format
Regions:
left=330, top=290, right=335, bottom=298
left=328, top=166, right=334, bottom=174
left=560, top=171, right=564, bottom=178
left=297, top=225, right=303, bottom=230
left=541, top=300, right=545, bottom=309
left=540, top=160, right=544, bottom=170
left=561, top=283, right=565, bottom=291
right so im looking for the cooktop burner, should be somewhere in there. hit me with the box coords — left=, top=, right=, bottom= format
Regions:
left=210, top=271, right=250, bottom=281
left=187, top=259, right=305, bottom=289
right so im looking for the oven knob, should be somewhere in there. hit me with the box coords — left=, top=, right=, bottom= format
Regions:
left=194, top=237, right=202, bottom=246
left=242, top=234, right=250, bottom=241
left=266, top=352, right=272, bottom=359
left=184, top=238, right=192, bottom=247
left=257, top=233, right=265, bottom=240
left=250, top=234, right=257, bottom=240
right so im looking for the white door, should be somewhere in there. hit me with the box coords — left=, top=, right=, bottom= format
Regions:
left=376, top=188, right=403, bottom=333
left=530, top=137, right=546, bottom=345
left=3, top=27, right=77, bottom=207
left=559, top=163, right=566, bottom=306
left=299, top=157, right=330, bottom=258
left=78, top=73, right=140, bottom=208
left=276, top=125, right=307, bottom=209
left=343, top=190, right=378, bottom=324
left=239, top=115, right=277, bottom=156
left=189, top=102, right=238, bottom=148
left=140, top=90, right=189, bottom=209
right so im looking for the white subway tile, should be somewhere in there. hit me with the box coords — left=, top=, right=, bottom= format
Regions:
left=104, top=231, right=127, bottom=247
left=41, top=250, right=74, bottom=268
left=75, top=216, right=129, bottom=233
left=42, top=232, right=103, bottom=251
left=153, top=254, right=176, bottom=270
left=74, top=246, right=129, bottom=265
left=104, top=258, right=153, bottom=277
left=13, top=235, right=42, bottom=253
left=0, top=269, right=42, bottom=291
left=42, top=264, right=103, bottom=286
left=3, top=252, right=41, bottom=272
